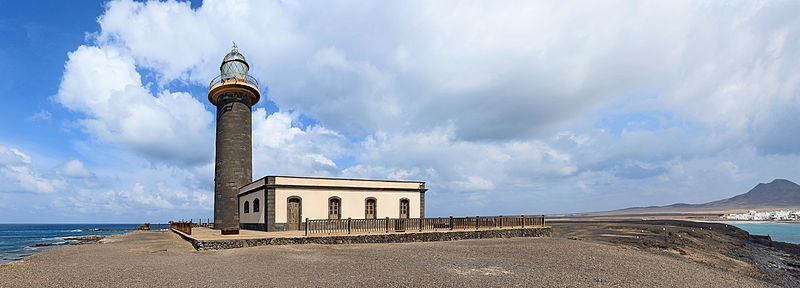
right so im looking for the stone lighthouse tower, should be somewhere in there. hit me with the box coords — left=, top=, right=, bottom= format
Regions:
left=208, top=43, right=260, bottom=230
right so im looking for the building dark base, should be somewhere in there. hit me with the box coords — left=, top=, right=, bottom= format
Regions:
left=240, top=223, right=266, bottom=231
left=240, top=222, right=304, bottom=232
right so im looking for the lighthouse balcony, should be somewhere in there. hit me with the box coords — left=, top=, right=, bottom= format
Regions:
left=208, top=74, right=262, bottom=106
left=209, top=74, right=259, bottom=90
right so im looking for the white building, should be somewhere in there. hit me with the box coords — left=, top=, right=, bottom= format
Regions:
left=238, top=176, right=427, bottom=231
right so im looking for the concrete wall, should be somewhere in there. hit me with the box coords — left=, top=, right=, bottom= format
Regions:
left=275, top=188, right=421, bottom=222
left=239, top=189, right=264, bottom=224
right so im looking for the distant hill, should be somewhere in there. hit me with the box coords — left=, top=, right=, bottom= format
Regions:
left=593, top=179, right=800, bottom=215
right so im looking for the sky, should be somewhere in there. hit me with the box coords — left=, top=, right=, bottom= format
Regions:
left=1, top=0, right=799, bottom=223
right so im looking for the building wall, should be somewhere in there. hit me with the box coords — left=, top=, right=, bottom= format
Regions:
left=274, top=176, right=423, bottom=190
left=274, top=188, right=421, bottom=222
left=239, top=189, right=265, bottom=224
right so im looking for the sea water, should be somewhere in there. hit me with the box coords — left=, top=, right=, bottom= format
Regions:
left=734, top=223, right=800, bottom=244
left=0, top=224, right=141, bottom=264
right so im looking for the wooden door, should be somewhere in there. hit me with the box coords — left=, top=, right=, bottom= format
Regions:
left=399, top=199, right=409, bottom=219
left=328, top=198, right=341, bottom=219
left=365, top=199, right=376, bottom=219
left=287, top=198, right=301, bottom=230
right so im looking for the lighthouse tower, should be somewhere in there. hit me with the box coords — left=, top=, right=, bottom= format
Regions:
left=208, top=43, right=261, bottom=230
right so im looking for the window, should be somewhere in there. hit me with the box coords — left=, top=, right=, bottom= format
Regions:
left=253, top=198, right=260, bottom=213
left=328, top=197, right=341, bottom=219
left=365, top=198, right=377, bottom=219
left=399, top=199, right=409, bottom=219
left=244, top=201, right=250, bottom=214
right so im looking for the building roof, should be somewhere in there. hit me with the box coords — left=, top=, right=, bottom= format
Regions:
left=238, top=175, right=427, bottom=195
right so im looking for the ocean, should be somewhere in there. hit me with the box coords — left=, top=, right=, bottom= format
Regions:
left=734, top=223, right=800, bottom=244
left=0, top=224, right=143, bottom=264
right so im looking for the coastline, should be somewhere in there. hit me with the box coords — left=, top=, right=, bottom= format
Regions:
left=707, top=220, right=800, bottom=225
left=549, top=219, right=800, bottom=287
left=0, top=224, right=140, bottom=265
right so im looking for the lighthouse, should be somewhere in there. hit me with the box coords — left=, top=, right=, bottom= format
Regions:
left=208, top=43, right=261, bottom=231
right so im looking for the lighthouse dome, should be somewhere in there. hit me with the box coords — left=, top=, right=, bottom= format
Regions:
left=220, top=43, right=249, bottom=80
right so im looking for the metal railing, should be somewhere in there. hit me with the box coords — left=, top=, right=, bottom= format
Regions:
left=305, top=215, right=545, bottom=236
left=209, top=74, right=259, bottom=90
left=170, top=221, right=192, bottom=235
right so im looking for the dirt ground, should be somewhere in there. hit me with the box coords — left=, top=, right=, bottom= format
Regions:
left=0, top=228, right=778, bottom=287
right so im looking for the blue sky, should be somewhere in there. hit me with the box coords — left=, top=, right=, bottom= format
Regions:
left=1, top=0, right=799, bottom=223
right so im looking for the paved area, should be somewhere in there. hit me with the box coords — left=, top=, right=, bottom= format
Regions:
left=0, top=230, right=774, bottom=287
left=187, top=227, right=304, bottom=240
left=185, top=226, right=543, bottom=241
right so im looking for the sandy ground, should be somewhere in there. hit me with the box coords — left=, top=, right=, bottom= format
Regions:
left=0, top=229, right=776, bottom=287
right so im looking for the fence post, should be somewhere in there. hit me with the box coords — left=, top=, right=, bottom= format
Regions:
left=521, top=215, right=525, bottom=228
left=499, top=216, right=503, bottom=228
left=385, top=217, right=390, bottom=233
left=449, top=216, right=454, bottom=230
left=305, top=218, right=309, bottom=236
left=347, top=217, right=352, bottom=234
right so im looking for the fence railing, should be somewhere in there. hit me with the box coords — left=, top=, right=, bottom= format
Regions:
left=305, top=215, right=545, bottom=236
left=170, top=221, right=192, bottom=235
left=209, top=74, right=259, bottom=90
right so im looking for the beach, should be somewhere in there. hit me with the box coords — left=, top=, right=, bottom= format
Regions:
left=0, top=222, right=791, bottom=287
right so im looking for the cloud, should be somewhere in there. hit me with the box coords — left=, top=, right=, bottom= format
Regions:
left=60, top=159, right=94, bottom=178
left=251, top=108, right=350, bottom=177
left=27, top=110, right=52, bottom=121
left=0, top=146, right=62, bottom=194
left=56, top=45, right=214, bottom=165
left=30, top=0, right=800, bottom=221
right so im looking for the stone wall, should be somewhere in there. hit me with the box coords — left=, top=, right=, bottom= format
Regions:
left=181, top=227, right=551, bottom=251
left=213, top=91, right=253, bottom=230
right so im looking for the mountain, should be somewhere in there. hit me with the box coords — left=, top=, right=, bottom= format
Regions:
left=596, top=179, right=800, bottom=215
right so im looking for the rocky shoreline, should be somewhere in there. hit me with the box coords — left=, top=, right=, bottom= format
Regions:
left=550, top=219, right=800, bottom=287
left=31, top=235, right=106, bottom=248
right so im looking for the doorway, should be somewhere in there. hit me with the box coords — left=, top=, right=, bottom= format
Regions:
left=287, top=197, right=301, bottom=231
left=365, top=198, right=377, bottom=219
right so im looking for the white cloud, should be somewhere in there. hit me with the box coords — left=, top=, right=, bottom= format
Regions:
left=27, top=110, right=52, bottom=121
left=60, top=159, right=94, bottom=178
left=30, top=1, right=800, bottom=220
left=56, top=45, right=214, bottom=165
left=251, top=108, right=350, bottom=177
left=0, top=146, right=62, bottom=194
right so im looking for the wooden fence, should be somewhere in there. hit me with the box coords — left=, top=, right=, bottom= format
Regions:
left=305, top=215, right=545, bottom=236
left=170, top=221, right=192, bottom=235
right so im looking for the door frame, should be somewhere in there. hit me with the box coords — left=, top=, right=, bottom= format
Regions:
left=328, top=196, right=342, bottom=219
left=286, top=196, right=302, bottom=231
left=399, top=198, right=410, bottom=219
left=365, top=197, right=377, bottom=219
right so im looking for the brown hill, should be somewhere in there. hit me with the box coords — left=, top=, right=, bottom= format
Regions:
left=595, top=179, right=800, bottom=215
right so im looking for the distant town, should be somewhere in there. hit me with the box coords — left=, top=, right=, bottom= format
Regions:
left=720, top=210, right=800, bottom=221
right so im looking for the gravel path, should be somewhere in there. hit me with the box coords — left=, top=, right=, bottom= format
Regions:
left=0, top=231, right=774, bottom=287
